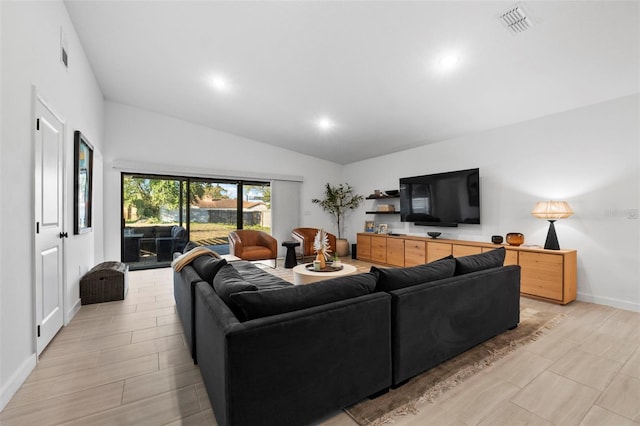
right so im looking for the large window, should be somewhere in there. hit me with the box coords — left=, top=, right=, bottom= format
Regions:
left=121, top=174, right=270, bottom=269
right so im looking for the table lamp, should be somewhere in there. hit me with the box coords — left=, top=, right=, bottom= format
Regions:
left=531, top=201, right=573, bottom=250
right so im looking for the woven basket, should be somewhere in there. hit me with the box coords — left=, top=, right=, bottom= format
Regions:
left=80, top=261, right=129, bottom=305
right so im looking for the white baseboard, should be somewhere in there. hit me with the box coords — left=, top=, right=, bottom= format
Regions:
left=65, top=297, right=82, bottom=325
left=577, top=292, right=640, bottom=313
left=0, top=354, right=36, bottom=411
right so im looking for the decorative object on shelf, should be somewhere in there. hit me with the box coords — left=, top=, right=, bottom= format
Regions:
left=491, top=235, right=504, bottom=244
left=376, top=204, right=395, bottom=212
left=366, top=189, right=400, bottom=199
left=427, top=232, right=442, bottom=239
left=364, top=221, right=375, bottom=232
left=531, top=200, right=574, bottom=250
left=506, top=232, right=525, bottom=246
left=378, top=223, right=388, bottom=234
left=312, top=183, right=364, bottom=257
left=313, top=228, right=331, bottom=268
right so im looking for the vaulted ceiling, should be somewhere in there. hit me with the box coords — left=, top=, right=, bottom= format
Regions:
left=64, top=1, right=639, bottom=164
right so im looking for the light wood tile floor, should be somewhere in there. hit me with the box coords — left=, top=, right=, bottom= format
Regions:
left=1, top=260, right=639, bottom=425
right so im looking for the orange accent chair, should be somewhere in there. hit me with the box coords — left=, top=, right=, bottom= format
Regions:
left=291, top=228, right=337, bottom=260
left=228, top=230, right=278, bottom=266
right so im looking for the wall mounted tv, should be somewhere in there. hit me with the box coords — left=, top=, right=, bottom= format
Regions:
left=399, top=168, right=480, bottom=227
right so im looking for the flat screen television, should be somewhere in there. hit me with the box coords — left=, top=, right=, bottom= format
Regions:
left=400, top=168, right=480, bottom=227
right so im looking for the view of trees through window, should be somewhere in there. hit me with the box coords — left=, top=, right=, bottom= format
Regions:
left=122, top=174, right=270, bottom=268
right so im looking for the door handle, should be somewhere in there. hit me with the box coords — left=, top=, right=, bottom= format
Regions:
left=59, top=232, right=68, bottom=239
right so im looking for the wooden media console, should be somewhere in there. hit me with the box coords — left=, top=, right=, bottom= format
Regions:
left=357, top=233, right=577, bottom=305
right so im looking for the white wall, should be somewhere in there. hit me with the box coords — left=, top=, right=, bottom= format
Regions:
left=345, top=95, right=640, bottom=311
left=0, top=0, right=4, bottom=410
left=0, top=2, right=636, bottom=414
left=0, top=0, right=104, bottom=409
left=103, top=101, right=343, bottom=260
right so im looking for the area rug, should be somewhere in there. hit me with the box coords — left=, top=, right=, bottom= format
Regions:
left=345, top=300, right=565, bottom=425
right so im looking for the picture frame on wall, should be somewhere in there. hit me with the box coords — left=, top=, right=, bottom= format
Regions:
left=74, top=130, right=93, bottom=234
left=377, top=223, right=388, bottom=234
left=364, top=221, right=375, bottom=233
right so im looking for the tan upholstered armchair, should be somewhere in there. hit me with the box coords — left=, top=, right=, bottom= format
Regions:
left=291, top=228, right=337, bottom=259
left=228, top=230, right=278, bottom=266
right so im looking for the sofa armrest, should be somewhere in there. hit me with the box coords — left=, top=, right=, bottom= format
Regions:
left=195, top=283, right=391, bottom=426
left=291, top=231, right=305, bottom=256
left=173, top=265, right=207, bottom=361
left=228, top=232, right=243, bottom=257
left=292, top=228, right=314, bottom=256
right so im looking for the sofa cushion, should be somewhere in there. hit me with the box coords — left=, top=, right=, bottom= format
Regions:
left=171, top=226, right=189, bottom=251
left=140, top=228, right=155, bottom=238
left=171, top=225, right=187, bottom=239
left=230, top=272, right=377, bottom=321
left=232, top=260, right=294, bottom=290
left=183, top=241, right=198, bottom=253
left=192, top=256, right=228, bottom=284
left=454, top=247, right=506, bottom=275
left=155, top=226, right=173, bottom=237
left=213, top=264, right=258, bottom=319
left=371, top=256, right=456, bottom=292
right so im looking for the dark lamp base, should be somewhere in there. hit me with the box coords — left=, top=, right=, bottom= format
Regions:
left=544, top=220, right=560, bottom=250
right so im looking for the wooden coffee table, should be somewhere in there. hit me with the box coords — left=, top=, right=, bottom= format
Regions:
left=292, top=263, right=358, bottom=285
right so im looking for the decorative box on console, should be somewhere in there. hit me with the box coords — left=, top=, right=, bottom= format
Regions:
left=80, top=261, right=129, bottom=305
left=376, top=205, right=395, bottom=212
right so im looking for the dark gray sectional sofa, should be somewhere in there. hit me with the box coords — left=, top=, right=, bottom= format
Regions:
left=173, top=247, right=520, bottom=426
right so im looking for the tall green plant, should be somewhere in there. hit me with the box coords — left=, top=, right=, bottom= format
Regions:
left=312, top=183, right=364, bottom=240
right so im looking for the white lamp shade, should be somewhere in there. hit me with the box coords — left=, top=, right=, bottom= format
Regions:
left=531, top=201, right=573, bottom=219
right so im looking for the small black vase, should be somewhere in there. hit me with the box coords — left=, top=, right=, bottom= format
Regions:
left=491, top=235, right=504, bottom=244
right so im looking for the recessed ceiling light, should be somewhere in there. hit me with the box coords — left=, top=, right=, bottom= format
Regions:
left=210, top=75, right=230, bottom=92
left=439, top=54, right=459, bottom=70
left=315, top=117, right=335, bottom=132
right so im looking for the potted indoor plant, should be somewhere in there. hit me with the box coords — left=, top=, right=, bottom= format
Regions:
left=312, top=183, right=364, bottom=257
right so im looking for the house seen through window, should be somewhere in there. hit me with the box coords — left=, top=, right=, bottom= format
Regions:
left=121, top=173, right=271, bottom=270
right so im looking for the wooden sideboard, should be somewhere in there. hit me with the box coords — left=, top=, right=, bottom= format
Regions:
left=356, top=233, right=577, bottom=305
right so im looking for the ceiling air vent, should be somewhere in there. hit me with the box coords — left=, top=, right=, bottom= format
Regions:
left=499, top=5, right=533, bottom=34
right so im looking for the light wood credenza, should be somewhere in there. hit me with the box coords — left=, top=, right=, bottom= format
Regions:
left=356, top=233, right=577, bottom=305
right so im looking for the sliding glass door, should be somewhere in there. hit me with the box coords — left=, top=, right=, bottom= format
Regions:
left=122, top=175, right=183, bottom=269
left=187, top=180, right=238, bottom=255
left=242, top=182, right=271, bottom=232
left=121, top=174, right=270, bottom=269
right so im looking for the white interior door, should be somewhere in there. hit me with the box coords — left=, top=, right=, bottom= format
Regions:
left=34, top=95, right=65, bottom=355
